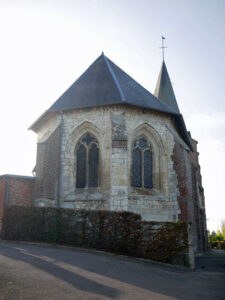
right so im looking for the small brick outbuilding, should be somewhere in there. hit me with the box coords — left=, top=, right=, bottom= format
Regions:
left=0, top=174, right=35, bottom=231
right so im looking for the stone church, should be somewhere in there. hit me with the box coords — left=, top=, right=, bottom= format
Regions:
left=29, top=53, right=207, bottom=252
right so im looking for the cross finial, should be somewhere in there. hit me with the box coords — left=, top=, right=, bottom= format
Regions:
left=159, top=36, right=167, bottom=61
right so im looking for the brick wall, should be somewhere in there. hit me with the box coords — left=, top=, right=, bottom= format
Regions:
left=171, top=141, right=189, bottom=222
left=0, top=175, right=35, bottom=233
left=7, top=177, right=35, bottom=206
left=189, top=137, right=208, bottom=251
left=35, top=125, right=60, bottom=203
left=172, top=137, right=207, bottom=252
left=171, top=140, right=201, bottom=252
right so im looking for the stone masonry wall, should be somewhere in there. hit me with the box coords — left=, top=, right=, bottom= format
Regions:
left=35, top=125, right=60, bottom=206
left=60, top=106, right=112, bottom=211
left=125, top=107, right=180, bottom=222
left=35, top=104, right=185, bottom=223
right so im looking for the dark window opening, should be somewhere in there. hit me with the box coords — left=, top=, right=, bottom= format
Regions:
left=76, top=133, right=99, bottom=188
left=76, top=144, right=86, bottom=188
left=132, top=148, right=141, bottom=187
left=88, top=144, right=99, bottom=187
left=132, top=137, right=153, bottom=188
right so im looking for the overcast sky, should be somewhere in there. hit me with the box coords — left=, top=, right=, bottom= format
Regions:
left=0, top=0, right=224, bottom=231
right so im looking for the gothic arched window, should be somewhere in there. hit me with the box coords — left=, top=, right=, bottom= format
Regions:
left=76, top=133, right=99, bottom=188
left=132, top=136, right=153, bottom=188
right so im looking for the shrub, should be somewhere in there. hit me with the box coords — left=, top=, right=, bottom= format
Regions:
left=140, top=221, right=188, bottom=262
left=2, top=206, right=188, bottom=264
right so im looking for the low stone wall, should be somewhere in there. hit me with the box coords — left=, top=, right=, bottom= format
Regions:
left=2, top=206, right=192, bottom=267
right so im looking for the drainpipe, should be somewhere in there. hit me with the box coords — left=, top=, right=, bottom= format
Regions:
left=4, top=176, right=9, bottom=206
left=56, top=111, right=63, bottom=208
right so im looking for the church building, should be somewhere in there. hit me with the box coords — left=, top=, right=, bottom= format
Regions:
left=29, top=53, right=207, bottom=252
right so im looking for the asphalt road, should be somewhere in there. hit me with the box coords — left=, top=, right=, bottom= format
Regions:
left=0, top=241, right=224, bottom=300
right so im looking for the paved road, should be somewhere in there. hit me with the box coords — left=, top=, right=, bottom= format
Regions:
left=0, top=241, right=224, bottom=300
left=195, top=249, right=225, bottom=273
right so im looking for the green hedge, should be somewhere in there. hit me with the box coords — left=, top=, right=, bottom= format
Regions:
left=2, top=206, right=188, bottom=264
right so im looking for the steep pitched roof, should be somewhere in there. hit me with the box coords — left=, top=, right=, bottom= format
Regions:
left=29, top=53, right=192, bottom=150
left=154, top=61, right=180, bottom=113
left=154, top=60, right=193, bottom=150
left=48, top=53, right=178, bottom=115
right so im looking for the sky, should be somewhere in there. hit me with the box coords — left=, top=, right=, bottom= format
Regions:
left=0, top=0, right=224, bottom=231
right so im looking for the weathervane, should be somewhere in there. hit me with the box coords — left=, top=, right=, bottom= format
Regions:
left=159, top=36, right=167, bottom=61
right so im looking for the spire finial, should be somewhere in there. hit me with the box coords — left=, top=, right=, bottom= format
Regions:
left=159, top=36, right=167, bottom=61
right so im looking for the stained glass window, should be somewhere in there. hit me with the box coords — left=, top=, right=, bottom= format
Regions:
left=76, top=144, right=86, bottom=188
left=139, top=138, right=147, bottom=150
left=76, top=133, right=99, bottom=188
left=132, top=148, right=141, bottom=187
left=88, top=144, right=99, bottom=187
left=144, top=150, right=152, bottom=188
left=82, top=132, right=96, bottom=145
left=132, top=136, right=153, bottom=189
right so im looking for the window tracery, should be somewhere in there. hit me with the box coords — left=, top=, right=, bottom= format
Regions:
left=76, top=132, right=99, bottom=188
left=132, top=136, right=153, bottom=188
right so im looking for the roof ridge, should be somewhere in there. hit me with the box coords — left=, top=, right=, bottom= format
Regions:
left=107, top=58, right=178, bottom=114
left=103, top=53, right=126, bottom=102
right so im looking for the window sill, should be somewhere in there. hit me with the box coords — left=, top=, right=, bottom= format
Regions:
left=131, top=187, right=155, bottom=195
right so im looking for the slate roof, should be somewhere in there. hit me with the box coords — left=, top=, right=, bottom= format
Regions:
left=154, top=61, right=180, bottom=112
left=49, top=53, right=179, bottom=115
left=30, top=53, right=192, bottom=150
left=154, top=60, right=193, bottom=150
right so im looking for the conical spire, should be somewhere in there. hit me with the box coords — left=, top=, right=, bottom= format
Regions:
left=154, top=61, right=180, bottom=113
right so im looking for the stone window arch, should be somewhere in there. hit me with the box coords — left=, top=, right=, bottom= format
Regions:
left=132, top=135, right=153, bottom=188
left=75, top=132, right=99, bottom=188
